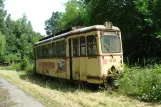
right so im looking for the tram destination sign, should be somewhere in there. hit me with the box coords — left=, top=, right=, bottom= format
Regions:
left=104, top=31, right=117, bottom=36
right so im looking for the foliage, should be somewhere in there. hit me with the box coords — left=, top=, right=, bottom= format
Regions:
left=0, top=0, right=7, bottom=35
left=119, top=65, right=161, bottom=102
left=0, top=12, right=43, bottom=63
left=4, top=53, right=21, bottom=64
left=0, top=1, right=43, bottom=72
left=7, top=60, right=34, bottom=73
left=20, top=57, right=29, bottom=70
left=11, top=63, right=21, bottom=71
left=0, top=32, right=6, bottom=61
left=25, top=63, right=34, bottom=73
left=83, top=0, right=161, bottom=61
left=58, top=0, right=87, bottom=30
left=45, top=11, right=62, bottom=36
left=44, top=0, right=161, bottom=61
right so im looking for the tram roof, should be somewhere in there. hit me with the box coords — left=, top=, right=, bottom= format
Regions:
left=35, top=25, right=120, bottom=46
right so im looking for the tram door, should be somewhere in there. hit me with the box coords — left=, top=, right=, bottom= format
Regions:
left=86, top=34, right=100, bottom=80
left=72, top=36, right=87, bottom=81
left=79, top=36, right=87, bottom=81
left=72, top=38, right=80, bottom=80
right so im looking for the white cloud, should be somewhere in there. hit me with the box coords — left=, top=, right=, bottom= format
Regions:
left=4, top=0, right=67, bottom=36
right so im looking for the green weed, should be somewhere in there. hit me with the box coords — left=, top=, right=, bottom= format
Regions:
left=119, top=64, right=161, bottom=102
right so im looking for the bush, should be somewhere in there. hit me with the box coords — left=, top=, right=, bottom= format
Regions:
left=11, top=63, right=21, bottom=71
left=20, top=57, right=29, bottom=70
left=7, top=58, right=34, bottom=73
left=25, top=63, right=34, bottom=74
left=119, top=64, right=161, bottom=102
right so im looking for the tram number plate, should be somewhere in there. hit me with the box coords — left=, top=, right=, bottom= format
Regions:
left=109, top=58, right=116, bottom=62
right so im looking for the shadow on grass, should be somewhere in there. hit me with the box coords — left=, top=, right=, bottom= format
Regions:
left=19, top=71, right=100, bottom=93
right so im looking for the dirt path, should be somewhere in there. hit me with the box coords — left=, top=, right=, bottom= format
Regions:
left=0, top=77, right=46, bottom=107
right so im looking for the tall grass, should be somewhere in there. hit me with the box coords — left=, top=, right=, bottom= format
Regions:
left=0, top=69, right=155, bottom=107
left=119, top=64, right=161, bottom=102
left=2, top=56, right=161, bottom=103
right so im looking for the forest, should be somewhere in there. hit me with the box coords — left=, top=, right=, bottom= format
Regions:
left=1, top=0, right=161, bottom=104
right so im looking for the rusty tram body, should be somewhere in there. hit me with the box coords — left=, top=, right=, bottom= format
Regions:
left=34, top=22, right=123, bottom=85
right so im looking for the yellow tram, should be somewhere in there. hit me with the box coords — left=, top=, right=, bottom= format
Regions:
left=34, top=22, right=123, bottom=84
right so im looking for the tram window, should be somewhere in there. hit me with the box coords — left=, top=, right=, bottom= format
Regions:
left=73, top=38, right=79, bottom=56
left=42, top=44, right=49, bottom=58
left=46, top=45, right=49, bottom=57
left=56, top=41, right=60, bottom=57
left=37, top=46, right=42, bottom=58
left=36, top=47, right=39, bottom=58
left=60, top=40, right=66, bottom=57
left=39, top=46, right=42, bottom=58
left=87, top=35, right=97, bottom=56
left=48, top=44, right=53, bottom=57
left=42, top=45, right=45, bottom=57
left=55, top=40, right=66, bottom=57
left=80, top=37, right=86, bottom=56
left=52, top=42, right=56, bottom=57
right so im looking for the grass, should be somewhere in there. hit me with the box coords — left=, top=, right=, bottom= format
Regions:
left=118, top=64, right=161, bottom=102
left=0, top=67, right=160, bottom=107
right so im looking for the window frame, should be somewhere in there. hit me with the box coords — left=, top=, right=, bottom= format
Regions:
left=87, top=35, right=98, bottom=56
left=55, top=40, right=66, bottom=58
left=80, top=36, right=86, bottom=56
left=100, top=36, right=122, bottom=53
left=52, top=42, right=56, bottom=57
left=72, top=38, right=79, bottom=57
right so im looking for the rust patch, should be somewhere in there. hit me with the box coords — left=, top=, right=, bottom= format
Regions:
left=87, top=76, right=102, bottom=80
left=38, top=62, right=55, bottom=70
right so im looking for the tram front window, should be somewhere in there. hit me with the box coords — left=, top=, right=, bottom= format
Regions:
left=101, top=36, right=121, bottom=53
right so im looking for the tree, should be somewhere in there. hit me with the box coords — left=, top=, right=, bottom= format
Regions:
left=0, top=32, right=6, bottom=61
left=4, top=13, right=43, bottom=63
left=45, top=11, right=62, bottom=36
left=58, top=0, right=86, bottom=30
left=5, top=14, right=17, bottom=55
left=0, top=0, right=7, bottom=35
left=83, top=0, right=161, bottom=62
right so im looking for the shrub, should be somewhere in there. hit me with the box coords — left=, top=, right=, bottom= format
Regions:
left=25, top=63, right=34, bottom=74
left=118, top=64, right=161, bottom=102
left=20, top=57, right=29, bottom=70
left=11, top=63, right=21, bottom=71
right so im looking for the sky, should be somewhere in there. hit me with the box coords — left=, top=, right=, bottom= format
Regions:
left=4, top=0, right=68, bottom=36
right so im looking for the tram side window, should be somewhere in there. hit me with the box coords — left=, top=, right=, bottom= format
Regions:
left=52, top=42, right=56, bottom=57
left=48, top=44, right=53, bottom=57
left=60, top=40, right=66, bottom=57
left=37, top=46, right=42, bottom=58
left=80, top=37, right=86, bottom=56
left=87, top=35, right=97, bottom=56
left=73, top=38, right=79, bottom=56
left=56, top=41, right=60, bottom=57
left=40, top=46, right=42, bottom=58
left=36, top=47, right=39, bottom=58
left=42, top=45, right=45, bottom=58
left=42, top=45, right=49, bottom=58
left=55, top=40, right=66, bottom=57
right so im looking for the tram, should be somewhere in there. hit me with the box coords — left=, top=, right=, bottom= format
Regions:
left=34, top=21, right=123, bottom=84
